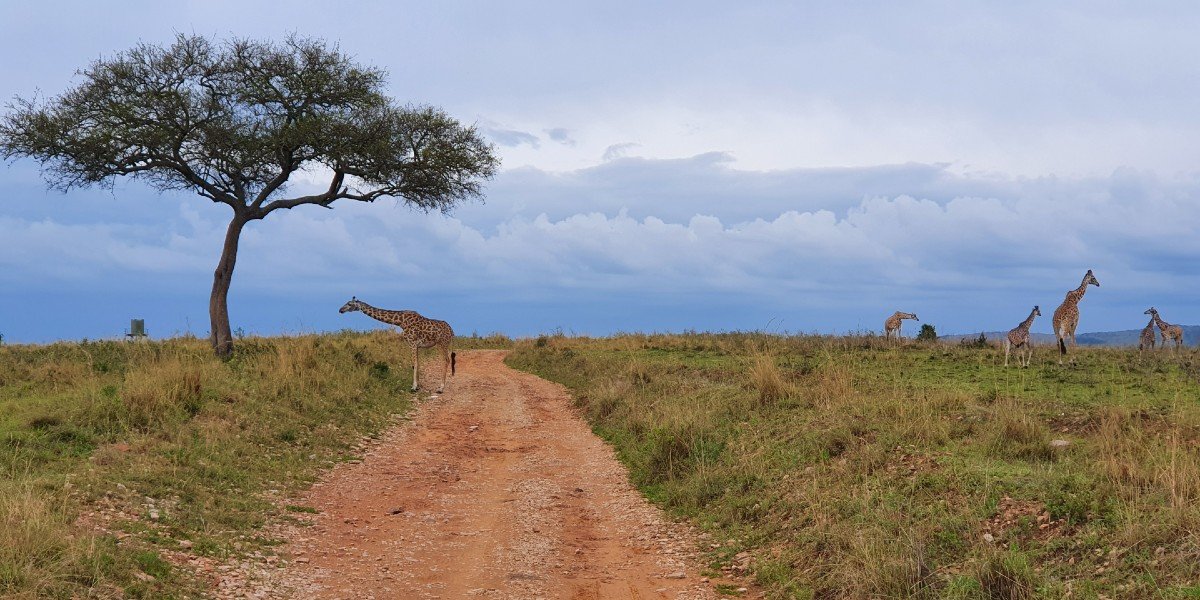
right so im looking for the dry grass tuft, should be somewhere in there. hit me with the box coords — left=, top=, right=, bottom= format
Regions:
left=749, top=353, right=790, bottom=405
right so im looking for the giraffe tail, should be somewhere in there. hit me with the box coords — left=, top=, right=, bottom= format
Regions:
left=451, top=352, right=456, bottom=375
left=1058, top=338, right=1067, bottom=355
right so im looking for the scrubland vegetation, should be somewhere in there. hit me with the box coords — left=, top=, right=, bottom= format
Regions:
left=507, top=333, right=1200, bottom=599
left=0, top=331, right=507, bottom=599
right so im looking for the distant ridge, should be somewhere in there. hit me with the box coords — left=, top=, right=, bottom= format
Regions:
left=939, top=325, right=1200, bottom=348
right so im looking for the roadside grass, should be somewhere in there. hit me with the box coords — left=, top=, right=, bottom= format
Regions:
left=507, top=333, right=1200, bottom=599
left=0, top=330, right=509, bottom=598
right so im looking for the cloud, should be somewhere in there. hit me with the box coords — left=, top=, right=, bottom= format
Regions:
left=480, top=126, right=540, bottom=148
left=545, top=127, right=576, bottom=146
left=602, top=142, right=639, bottom=161
left=2, top=156, right=1199, bottom=341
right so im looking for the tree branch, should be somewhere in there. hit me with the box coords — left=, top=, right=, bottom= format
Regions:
left=257, top=169, right=345, bottom=216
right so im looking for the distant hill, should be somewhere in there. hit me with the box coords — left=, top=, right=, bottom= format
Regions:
left=940, top=325, right=1200, bottom=348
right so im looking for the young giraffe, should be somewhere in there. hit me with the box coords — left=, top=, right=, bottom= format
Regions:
left=1146, top=307, right=1185, bottom=351
left=1004, top=305, right=1041, bottom=367
left=339, top=297, right=456, bottom=393
left=1139, top=314, right=1157, bottom=352
left=884, top=311, right=919, bottom=343
left=1051, top=269, right=1100, bottom=364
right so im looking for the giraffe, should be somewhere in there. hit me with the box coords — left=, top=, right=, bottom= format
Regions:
left=1138, top=314, right=1157, bottom=352
left=339, top=297, right=456, bottom=393
left=1051, top=269, right=1099, bottom=363
left=1146, top=307, right=1184, bottom=351
left=884, top=311, right=919, bottom=343
left=1004, top=305, right=1041, bottom=367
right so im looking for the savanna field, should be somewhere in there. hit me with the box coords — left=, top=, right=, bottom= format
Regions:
left=506, top=334, right=1200, bottom=599
left=2, top=332, right=1199, bottom=598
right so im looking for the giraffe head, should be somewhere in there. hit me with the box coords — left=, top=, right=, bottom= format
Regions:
left=1084, top=269, right=1100, bottom=287
left=907, top=312, right=919, bottom=321
left=1145, top=307, right=1158, bottom=317
left=1033, top=305, right=1041, bottom=317
left=339, top=296, right=366, bottom=314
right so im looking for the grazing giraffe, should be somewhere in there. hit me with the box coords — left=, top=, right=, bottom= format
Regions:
left=884, top=311, right=919, bottom=343
left=1146, top=307, right=1185, bottom=351
left=1139, top=315, right=1157, bottom=352
left=1004, top=305, right=1041, bottom=367
left=339, top=297, right=456, bottom=393
left=1051, top=269, right=1100, bottom=363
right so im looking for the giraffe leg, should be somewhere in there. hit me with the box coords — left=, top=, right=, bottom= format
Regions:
left=411, top=345, right=420, bottom=392
left=1004, top=340, right=1011, bottom=367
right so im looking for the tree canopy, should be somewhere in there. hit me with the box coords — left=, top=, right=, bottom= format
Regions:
left=1, top=34, right=499, bottom=356
left=1, top=34, right=497, bottom=217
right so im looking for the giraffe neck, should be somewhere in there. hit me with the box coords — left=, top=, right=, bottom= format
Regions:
left=1018, top=309, right=1038, bottom=331
left=359, top=303, right=417, bottom=329
left=1063, top=280, right=1089, bottom=306
left=1152, top=313, right=1172, bottom=332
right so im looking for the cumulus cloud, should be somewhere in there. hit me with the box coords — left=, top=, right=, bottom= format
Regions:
left=2, top=156, right=1199, bottom=341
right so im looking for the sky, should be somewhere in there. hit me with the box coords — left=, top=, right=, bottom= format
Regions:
left=2, top=1, right=1199, bottom=342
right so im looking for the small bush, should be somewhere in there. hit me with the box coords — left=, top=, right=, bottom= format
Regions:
left=916, top=324, right=938, bottom=342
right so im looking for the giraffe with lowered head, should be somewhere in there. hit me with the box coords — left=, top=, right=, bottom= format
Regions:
left=1004, top=305, right=1041, bottom=367
left=884, top=311, right=919, bottom=343
left=1051, top=269, right=1099, bottom=363
left=339, top=297, right=456, bottom=393
left=1139, top=315, right=1157, bottom=352
left=1146, top=307, right=1184, bottom=351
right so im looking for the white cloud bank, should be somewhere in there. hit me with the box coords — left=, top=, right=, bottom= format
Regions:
left=2, top=158, right=1197, bottom=340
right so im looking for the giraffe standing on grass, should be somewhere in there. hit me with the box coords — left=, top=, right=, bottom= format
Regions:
left=1004, top=305, right=1041, bottom=367
left=1146, top=307, right=1184, bottom=351
left=1051, top=269, right=1099, bottom=364
left=884, top=311, right=919, bottom=343
left=339, top=297, right=456, bottom=393
left=1139, top=315, right=1157, bottom=351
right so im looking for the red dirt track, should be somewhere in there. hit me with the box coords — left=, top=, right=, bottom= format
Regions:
left=241, top=350, right=735, bottom=599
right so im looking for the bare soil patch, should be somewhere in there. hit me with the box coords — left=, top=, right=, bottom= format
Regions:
left=223, top=350, right=737, bottom=599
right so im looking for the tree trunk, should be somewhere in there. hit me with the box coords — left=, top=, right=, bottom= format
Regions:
left=210, top=213, right=249, bottom=358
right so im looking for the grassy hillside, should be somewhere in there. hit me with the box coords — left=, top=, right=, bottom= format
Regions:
left=0, top=331, right=508, bottom=599
left=507, top=333, right=1200, bottom=599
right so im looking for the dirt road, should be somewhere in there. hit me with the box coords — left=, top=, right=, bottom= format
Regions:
left=245, top=350, right=729, bottom=599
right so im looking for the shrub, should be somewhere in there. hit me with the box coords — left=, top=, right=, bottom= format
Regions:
left=916, top=324, right=938, bottom=342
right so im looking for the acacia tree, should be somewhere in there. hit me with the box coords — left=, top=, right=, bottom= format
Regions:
left=0, top=35, right=498, bottom=357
